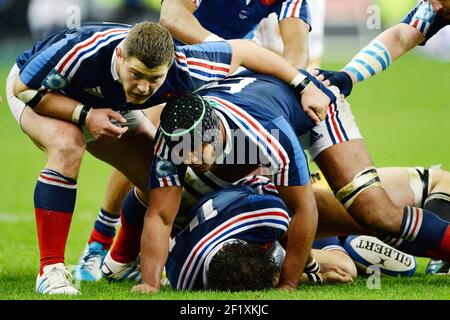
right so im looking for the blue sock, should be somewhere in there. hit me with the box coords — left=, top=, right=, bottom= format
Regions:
left=89, top=208, right=120, bottom=249
left=121, top=187, right=147, bottom=228
left=383, top=207, right=450, bottom=260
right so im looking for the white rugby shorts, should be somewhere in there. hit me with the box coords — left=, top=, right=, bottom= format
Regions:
left=299, top=86, right=363, bottom=160
left=6, top=64, right=26, bottom=125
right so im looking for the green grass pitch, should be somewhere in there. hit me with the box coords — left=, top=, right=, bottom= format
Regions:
left=0, top=52, right=449, bottom=300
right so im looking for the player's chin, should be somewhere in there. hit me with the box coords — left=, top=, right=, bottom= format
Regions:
left=190, top=164, right=211, bottom=174
left=128, top=93, right=150, bottom=104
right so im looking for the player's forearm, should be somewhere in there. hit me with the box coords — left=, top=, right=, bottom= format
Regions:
left=228, top=40, right=302, bottom=87
left=140, top=210, right=172, bottom=290
left=278, top=208, right=318, bottom=289
left=160, top=0, right=213, bottom=44
left=13, top=77, right=81, bottom=121
left=343, top=24, right=424, bottom=84
left=279, top=17, right=310, bottom=69
left=282, top=43, right=309, bottom=69
left=279, top=194, right=318, bottom=289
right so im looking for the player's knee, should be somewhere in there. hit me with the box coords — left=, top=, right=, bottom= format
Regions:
left=430, top=168, right=450, bottom=195
left=49, top=130, right=86, bottom=166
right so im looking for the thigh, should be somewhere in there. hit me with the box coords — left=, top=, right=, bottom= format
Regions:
left=300, top=87, right=363, bottom=161
left=87, top=122, right=155, bottom=192
left=314, top=139, right=402, bottom=232
left=377, top=167, right=416, bottom=207
left=314, top=139, right=374, bottom=191
left=20, top=105, right=85, bottom=153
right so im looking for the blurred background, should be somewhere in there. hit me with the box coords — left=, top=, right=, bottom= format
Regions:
left=0, top=0, right=449, bottom=63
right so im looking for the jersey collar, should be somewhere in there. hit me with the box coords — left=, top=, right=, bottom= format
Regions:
left=110, top=40, right=125, bottom=82
left=213, top=109, right=232, bottom=164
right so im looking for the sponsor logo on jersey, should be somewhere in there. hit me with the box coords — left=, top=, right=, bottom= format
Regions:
left=42, top=69, right=70, bottom=90
left=156, top=156, right=178, bottom=178
left=84, top=86, right=104, bottom=98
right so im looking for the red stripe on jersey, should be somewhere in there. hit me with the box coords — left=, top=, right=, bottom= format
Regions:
left=57, top=29, right=128, bottom=73
left=180, top=210, right=289, bottom=286
left=213, top=97, right=288, bottom=184
left=154, top=134, right=164, bottom=156
left=186, top=60, right=230, bottom=73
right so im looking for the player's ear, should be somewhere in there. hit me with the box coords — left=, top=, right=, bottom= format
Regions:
left=116, top=47, right=124, bottom=61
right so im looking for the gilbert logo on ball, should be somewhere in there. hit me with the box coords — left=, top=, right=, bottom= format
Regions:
left=344, top=235, right=416, bottom=277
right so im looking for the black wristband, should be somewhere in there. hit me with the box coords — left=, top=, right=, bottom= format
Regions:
left=293, top=77, right=311, bottom=95
left=78, top=105, right=92, bottom=126
left=306, top=272, right=324, bottom=284
left=27, top=91, right=46, bottom=109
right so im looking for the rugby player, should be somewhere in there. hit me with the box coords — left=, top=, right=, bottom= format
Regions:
left=6, top=21, right=329, bottom=294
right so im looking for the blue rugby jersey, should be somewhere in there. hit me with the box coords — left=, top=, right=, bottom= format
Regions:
left=401, top=1, right=450, bottom=45
left=190, top=0, right=311, bottom=40
left=16, top=22, right=233, bottom=110
left=166, top=180, right=291, bottom=289
left=150, top=70, right=338, bottom=192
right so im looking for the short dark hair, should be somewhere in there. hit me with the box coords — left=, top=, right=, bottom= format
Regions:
left=123, top=22, right=174, bottom=69
left=207, top=241, right=280, bottom=292
left=160, top=92, right=220, bottom=149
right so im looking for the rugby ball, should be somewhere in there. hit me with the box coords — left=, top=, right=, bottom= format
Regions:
left=343, top=235, right=416, bottom=277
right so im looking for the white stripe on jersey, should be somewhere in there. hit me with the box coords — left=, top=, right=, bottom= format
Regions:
left=175, top=52, right=230, bottom=81
left=207, top=96, right=290, bottom=186
left=56, top=28, right=128, bottom=78
left=66, top=33, right=128, bottom=79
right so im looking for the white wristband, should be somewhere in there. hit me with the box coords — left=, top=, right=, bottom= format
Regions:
left=203, top=34, right=224, bottom=42
left=71, top=103, right=84, bottom=124
left=290, top=73, right=307, bottom=88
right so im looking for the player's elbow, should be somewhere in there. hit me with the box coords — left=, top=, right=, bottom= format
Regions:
left=146, top=208, right=174, bottom=228
left=159, top=11, right=177, bottom=34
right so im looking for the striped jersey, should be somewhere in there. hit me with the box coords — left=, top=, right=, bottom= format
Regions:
left=190, top=0, right=311, bottom=40
left=166, top=178, right=291, bottom=289
left=150, top=70, right=336, bottom=191
left=401, top=1, right=450, bottom=45
left=16, top=22, right=233, bottom=110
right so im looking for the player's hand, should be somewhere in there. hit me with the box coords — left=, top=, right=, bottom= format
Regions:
left=321, top=266, right=353, bottom=284
left=130, top=283, right=159, bottom=294
left=312, top=69, right=354, bottom=97
left=300, top=83, right=329, bottom=125
left=85, top=108, right=128, bottom=143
